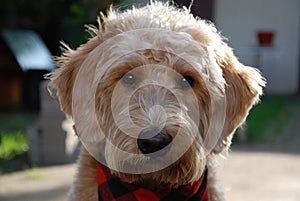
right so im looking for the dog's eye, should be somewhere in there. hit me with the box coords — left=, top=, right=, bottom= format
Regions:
left=121, top=73, right=136, bottom=87
left=180, top=76, right=194, bottom=90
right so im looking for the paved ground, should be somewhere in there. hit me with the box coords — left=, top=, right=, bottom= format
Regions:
left=0, top=164, right=75, bottom=201
left=1, top=151, right=299, bottom=201
left=0, top=98, right=299, bottom=201
left=220, top=151, right=300, bottom=201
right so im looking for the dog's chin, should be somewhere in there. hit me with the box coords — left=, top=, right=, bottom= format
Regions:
left=110, top=150, right=206, bottom=189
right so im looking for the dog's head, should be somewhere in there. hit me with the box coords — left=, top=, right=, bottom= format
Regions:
left=49, top=2, right=265, bottom=188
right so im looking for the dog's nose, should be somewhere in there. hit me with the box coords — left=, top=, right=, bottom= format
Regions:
left=137, top=129, right=173, bottom=155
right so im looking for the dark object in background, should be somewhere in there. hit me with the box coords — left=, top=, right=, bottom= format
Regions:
left=173, top=0, right=214, bottom=21
left=0, top=29, right=56, bottom=111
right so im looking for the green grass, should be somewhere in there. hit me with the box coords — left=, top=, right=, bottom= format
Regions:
left=245, top=96, right=298, bottom=143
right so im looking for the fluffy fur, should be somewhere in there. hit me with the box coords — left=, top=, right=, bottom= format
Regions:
left=48, top=1, right=265, bottom=201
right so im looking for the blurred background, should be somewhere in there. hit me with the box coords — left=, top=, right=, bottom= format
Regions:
left=0, top=0, right=299, bottom=201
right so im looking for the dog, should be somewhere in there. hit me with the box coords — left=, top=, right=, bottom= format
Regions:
left=48, top=1, right=265, bottom=200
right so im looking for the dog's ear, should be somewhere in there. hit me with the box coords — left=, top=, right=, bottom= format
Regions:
left=213, top=46, right=265, bottom=153
left=48, top=37, right=102, bottom=116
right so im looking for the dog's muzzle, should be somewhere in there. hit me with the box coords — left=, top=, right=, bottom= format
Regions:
left=137, top=128, right=173, bottom=155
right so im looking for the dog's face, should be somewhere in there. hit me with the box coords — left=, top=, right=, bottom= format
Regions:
left=94, top=45, right=216, bottom=187
left=49, top=2, right=265, bottom=188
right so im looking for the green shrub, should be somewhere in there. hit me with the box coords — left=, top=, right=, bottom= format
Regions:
left=0, top=114, right=34, bottom=133
left=0, top=131, right=29, bottom=159
left=0, top=113, right=35, bottom=174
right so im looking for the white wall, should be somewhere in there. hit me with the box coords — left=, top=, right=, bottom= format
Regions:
left=214, top=0, right=300, bottom=94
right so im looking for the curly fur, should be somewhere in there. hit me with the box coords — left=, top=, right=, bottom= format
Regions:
left=48, top=1, right=265, bottom=200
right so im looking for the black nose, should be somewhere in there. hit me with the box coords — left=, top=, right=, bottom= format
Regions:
left=137, top=129, right=173, bottom=155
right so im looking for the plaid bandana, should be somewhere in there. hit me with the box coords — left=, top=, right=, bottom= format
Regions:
left=98, top=163, right=209, bottom=201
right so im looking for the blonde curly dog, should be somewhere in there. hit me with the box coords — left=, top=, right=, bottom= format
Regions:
left=49, top=1, right=265, bottom=201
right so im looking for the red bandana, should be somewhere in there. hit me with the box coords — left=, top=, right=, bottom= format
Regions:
left=98, top=163, right=209, bottom=201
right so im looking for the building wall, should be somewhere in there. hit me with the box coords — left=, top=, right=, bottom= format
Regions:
left=214, top=0, right=300, bottom=94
